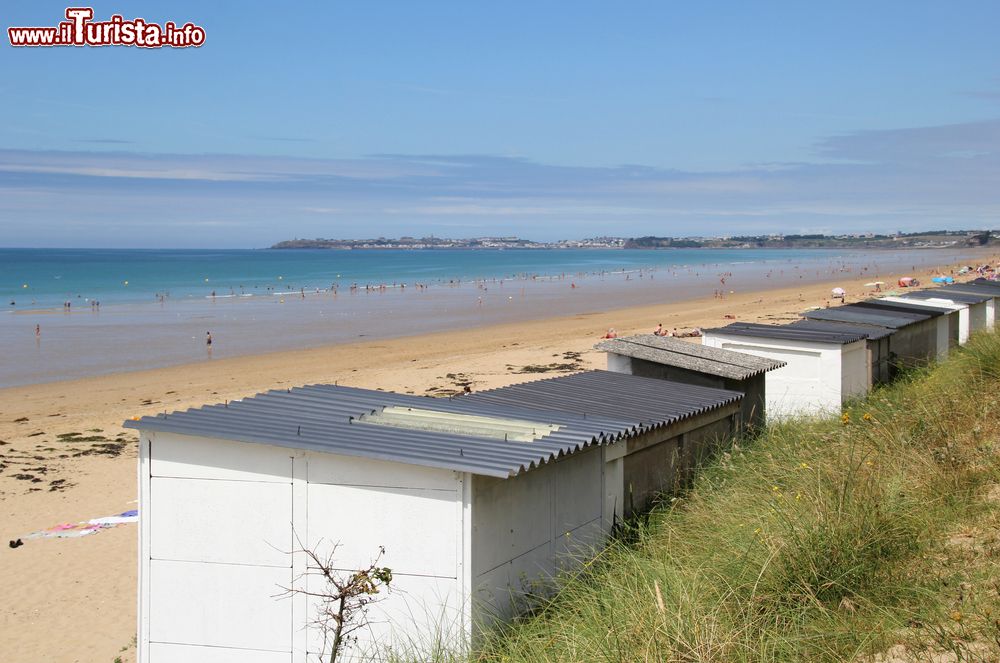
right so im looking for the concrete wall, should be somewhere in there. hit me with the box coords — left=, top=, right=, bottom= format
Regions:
left=877, top=318, right=944, bottom=374
left=140, top=432, right=468, bottom=663
left=469, top=401, right=739, bottom=633
left=868, top=337, right=892, bottom=385
left=470, top=445, right=607, bottom=631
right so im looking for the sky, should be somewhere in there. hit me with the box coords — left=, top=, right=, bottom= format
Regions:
left=2, top=1, right=999, bottom=248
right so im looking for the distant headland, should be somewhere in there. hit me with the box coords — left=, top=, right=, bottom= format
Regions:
left=271, top=230, right=997, bottom=250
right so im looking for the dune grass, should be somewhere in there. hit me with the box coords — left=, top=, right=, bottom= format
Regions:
left=464, top=333, right=1000, bottom=662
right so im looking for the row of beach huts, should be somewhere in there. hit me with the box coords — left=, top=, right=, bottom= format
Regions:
left=126, top=278, right=1000, bottom=662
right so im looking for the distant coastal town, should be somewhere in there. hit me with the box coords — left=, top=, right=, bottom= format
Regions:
left=271, top=229, right=997, bottom=250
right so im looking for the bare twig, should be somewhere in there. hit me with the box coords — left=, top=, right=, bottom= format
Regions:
left=276, top=532, right=392, bottom=663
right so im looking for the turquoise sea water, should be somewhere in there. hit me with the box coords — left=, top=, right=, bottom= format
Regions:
left=3, top=247, right=857, bottom=309
left=0, top=247, right=978, bottom=388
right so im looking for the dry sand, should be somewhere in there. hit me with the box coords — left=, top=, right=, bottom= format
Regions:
left=1, top=252, right=996, bottom=663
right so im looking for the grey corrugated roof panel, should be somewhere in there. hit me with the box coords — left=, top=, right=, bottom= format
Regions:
left=787, top=319, right=895, bottom=341
left=938, top=283, right=1000, bottom=299
left=851, top=299, right=951, bottom=317
left=128, top=400, right=614, bottom=479
left=971, top=278, right=1000, bottom=291
left=595, top=334, right=785, bottom=380
left=802, top=305, right=931, bottom=330
left=124, top=372, right=741, bottom=479
left=702, top=322, right=868, bottom=345
left=464, top=370, right=743, bottom=426
left=897, top=290, right=988, bottom=304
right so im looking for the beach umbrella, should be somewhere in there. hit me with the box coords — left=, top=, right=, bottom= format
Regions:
left=831, top=287, right=846, bottom=297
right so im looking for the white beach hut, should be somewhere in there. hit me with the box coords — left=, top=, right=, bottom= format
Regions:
left=801, top=301, right=952, bottom=373
left=938, top=281, right=1000, bottom=330
left=881, top=291, right=990, bottom=345
left=593, top=334, right=786, bottom=433
left=701, top=323, right=869, bottom=419
left=126, top=371, right=741, bottom=662
left=787, top=318, right=895, bottom=386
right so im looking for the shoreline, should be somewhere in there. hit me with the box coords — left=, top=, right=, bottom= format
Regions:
left=0, top=249, right=997, bottom=663
left=1, top=248, right=996, bottom=397
left=3, top=246, right=991, bottom=389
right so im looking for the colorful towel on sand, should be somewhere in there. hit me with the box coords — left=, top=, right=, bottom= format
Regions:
left=24, top=509, right=138, bottom=540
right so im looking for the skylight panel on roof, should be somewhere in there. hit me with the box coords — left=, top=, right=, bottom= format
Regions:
left=358, top=406, right=562, bottom=442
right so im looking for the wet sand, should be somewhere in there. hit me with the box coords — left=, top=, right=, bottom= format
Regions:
left=0, top=250, right=997, bottom=663
left=0, top=248, right=975, bottom=388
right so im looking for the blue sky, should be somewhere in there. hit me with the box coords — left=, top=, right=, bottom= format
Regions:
left=2, top=1, right=999, bottom=247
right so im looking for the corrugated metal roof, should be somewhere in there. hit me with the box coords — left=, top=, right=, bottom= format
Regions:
left=463, top=370, right=743, bottom=425
left=970, top=278, right=1000, bottom=291
left=595, top=334, right=785, bottom=380
left=788, top=318, right=895, bottom=341
left=702, top=321, right=868, bottom=344
left=124, top=371, right=741, bottom=479
left=802, top=303, right=935, bottom=329
left=938, top=282, right=1000, bottom=299
left=897, top=290, right=989, bottom=304
left=850, top=299, right=951, bottom=317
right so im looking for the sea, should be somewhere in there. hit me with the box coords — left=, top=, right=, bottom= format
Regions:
left=0, top=247, right=978, bottom=388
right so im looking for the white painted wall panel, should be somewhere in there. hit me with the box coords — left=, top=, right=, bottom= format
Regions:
left=606, top=353, right=632, bottom=374
left=308, top=450, right=457, bottom=490
left=703, top=334, right=842, bottom=418
left=307, top=482, right=458, bottom=577
left=151, top=433, right=292, bottom=482
left=306, top=573, right=463, bottom=659
left=150, top=477, right=291, bottom=567
left=149, top=559, right=292, bottom=653
left=840, top=340, right=870, bottom=401
left=149, top=642, right=288, bottom=663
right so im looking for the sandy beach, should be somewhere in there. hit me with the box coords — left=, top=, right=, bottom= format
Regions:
left=1, top=250, right=997, bottom=663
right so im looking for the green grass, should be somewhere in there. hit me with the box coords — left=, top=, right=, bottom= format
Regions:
left=463, top=333, right=1000, bottom=663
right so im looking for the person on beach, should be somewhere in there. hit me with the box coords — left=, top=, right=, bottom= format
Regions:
left=603, top=328, right=618, bottom=339
left=206, top=332, right=213, bottom=347
left=653, top=323, right=664, bottom=336
left=35, top=324, right=40, bottom=337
